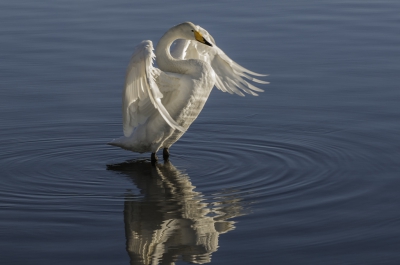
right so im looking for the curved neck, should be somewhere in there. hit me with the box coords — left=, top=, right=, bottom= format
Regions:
left=155, top=27, right=190, bottom=74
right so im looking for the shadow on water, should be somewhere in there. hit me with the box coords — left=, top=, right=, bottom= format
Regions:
left=107, top=160, right=246, bottom=265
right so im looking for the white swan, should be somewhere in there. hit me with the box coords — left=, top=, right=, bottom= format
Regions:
left=109, top=22, right=268, bottom=161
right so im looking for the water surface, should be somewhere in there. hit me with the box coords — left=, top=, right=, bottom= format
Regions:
left=1, top=0, right=400, bottom=264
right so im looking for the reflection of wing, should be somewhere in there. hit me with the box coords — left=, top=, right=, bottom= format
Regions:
left=123, top=40, right=185, bottom=137
left=107, top=160, right=245, bottom=265
left=171, top=26, right=269, bottom=97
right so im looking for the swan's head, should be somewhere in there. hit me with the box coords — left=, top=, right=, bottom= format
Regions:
left=175, top=22, right=213, bottom=47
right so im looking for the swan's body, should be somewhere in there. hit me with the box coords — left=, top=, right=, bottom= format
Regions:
left=109, top=22, right=268, bottom=160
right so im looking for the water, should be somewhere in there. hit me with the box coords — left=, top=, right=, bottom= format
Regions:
left=1, top=0, right=400, bottom=264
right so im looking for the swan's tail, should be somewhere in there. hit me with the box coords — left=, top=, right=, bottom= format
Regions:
left=107, top=137, right=126, bottom=148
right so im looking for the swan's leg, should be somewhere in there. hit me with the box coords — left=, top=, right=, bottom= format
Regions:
left=151, top=152, right=158, bottom=164
left=163, top=148, right=169, bottom=161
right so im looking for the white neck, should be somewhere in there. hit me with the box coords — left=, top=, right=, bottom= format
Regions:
left=155, top=27, right=192, bottom=74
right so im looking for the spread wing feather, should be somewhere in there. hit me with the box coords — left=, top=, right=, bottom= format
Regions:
left=123, top=40, right=185, bottom=137
left=171, top=26, right=268, bottom=97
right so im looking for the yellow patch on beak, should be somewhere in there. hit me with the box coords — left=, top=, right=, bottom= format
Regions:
left=194, top=31, right=204, bottom=42
left=193, top=31, right=212, bottom=47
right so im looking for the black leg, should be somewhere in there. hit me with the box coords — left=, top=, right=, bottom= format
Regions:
left=151, top=152, right=158, bottom=164
left=163, top=147, right=169, bottom=161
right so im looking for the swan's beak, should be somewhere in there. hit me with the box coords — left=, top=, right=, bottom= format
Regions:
left=194, top=31, right=213, bottom=47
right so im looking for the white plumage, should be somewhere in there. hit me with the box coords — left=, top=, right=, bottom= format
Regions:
left=109, top=22, right=268, bottom=160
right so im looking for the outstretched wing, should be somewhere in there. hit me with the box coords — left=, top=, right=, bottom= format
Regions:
left=123, top=40, right=185, bottom=137
left=171, top=26, right=268, bottom=97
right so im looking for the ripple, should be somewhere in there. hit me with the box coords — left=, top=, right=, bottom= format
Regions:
left=1, top=111, right=399, bottom=265
left=0, top=115, right=392, bottom=221
left=0, top=120, right=127, bottom=209
left=168, top=128, right=383, bottom=214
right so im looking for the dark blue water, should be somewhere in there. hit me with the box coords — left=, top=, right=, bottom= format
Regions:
left=1, top=0, right=400, bottom=264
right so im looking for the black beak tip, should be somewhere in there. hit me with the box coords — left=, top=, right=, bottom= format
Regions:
left=204, top=39, right=213, bottom=47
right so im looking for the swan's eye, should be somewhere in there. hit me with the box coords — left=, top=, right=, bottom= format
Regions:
left=191, top=30, right=194, bottom=32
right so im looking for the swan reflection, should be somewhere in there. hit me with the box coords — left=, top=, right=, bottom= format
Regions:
left=107, top=160, right=245, bottom=264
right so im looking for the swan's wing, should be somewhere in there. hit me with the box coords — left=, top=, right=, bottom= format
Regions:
left=174, top=26, right=269, bottom=97
left=171, top=39, right=200, bottom=60
left=152, top=68, right=182, bottom=93
left=123, top=40, right=185, bottom=137
left=170, top=40, right=190, bottom=60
